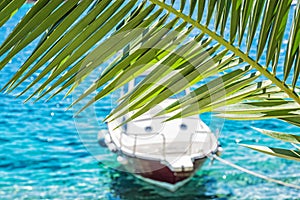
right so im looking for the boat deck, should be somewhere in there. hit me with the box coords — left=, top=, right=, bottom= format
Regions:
left=116, top=131, right=217, bottom=158
left=109, top=128, right=217, bottom=171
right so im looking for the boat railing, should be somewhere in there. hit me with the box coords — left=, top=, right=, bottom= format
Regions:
left=118, top=131, right=166, bottom=160
left=189, top=130, right=214, bottom=156
left=117, top=130, right=214, bottom=160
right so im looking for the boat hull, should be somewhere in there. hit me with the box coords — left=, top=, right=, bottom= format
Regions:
left=118, top=154, right=206, bottom=185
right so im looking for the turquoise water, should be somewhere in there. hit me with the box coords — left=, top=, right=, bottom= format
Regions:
left=0, top=4, right=300, bottom=200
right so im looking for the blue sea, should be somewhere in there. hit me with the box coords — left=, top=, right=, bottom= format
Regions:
left=0, top=3, right=300, bottom=200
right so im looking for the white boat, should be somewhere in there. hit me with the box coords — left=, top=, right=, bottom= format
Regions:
left=102, top=71, right=219, bottom=191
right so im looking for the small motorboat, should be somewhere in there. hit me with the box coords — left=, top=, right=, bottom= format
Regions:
left=102, top=72, right=219, bottom=191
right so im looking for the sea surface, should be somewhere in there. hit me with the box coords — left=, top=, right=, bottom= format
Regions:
left=0, top=3, right=300, bottom=200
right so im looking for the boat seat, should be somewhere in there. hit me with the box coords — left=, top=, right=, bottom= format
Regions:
left=164, top=155, right=194, bottom=172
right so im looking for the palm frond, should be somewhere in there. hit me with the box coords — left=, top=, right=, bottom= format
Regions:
left=241, top=127, right=300, bottom=161
left=241, top=144, right=300, bottom=162
left=0, top=0, right=299, bottom=126
left=252, top=127, right=300, bottom=144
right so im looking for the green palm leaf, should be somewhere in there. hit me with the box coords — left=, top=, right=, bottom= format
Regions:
left=0, top=0, right=299, bottom=132
left=252, top=127, right=300, bottom=144
left=241, top=144, right=300, bottom=162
